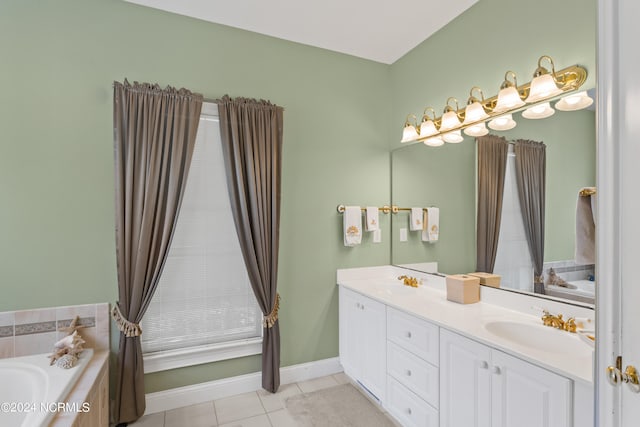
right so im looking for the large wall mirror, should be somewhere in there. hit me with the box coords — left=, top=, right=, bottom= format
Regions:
left=391, top=104, right=595, bottom=306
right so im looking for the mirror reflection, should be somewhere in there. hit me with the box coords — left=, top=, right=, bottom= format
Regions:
left=391, top=105, right=595, bottom=305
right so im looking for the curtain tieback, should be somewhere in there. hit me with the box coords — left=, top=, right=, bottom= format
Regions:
left=111, top=302, right=143, bottom=337
left=263, top=293, right=281, bottom=329
left=534, top=275, right=545, bottom=284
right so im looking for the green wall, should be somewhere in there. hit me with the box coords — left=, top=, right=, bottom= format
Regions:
left=0, top=0, right=391, bottom=393
left=389, top=0, right=596, bottom=274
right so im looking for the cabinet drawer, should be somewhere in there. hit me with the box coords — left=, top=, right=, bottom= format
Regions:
left=387, top=342, right=439, bottom=408
left=386, top=376, right=439, bottom=427
left=387, top=307, right=439, bottom=366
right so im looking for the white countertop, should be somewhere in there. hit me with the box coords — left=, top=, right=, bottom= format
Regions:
left=337, top=266, right=594, bottom=386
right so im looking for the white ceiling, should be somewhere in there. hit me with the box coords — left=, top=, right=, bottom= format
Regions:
left=124, top=0, right=479, bottom=64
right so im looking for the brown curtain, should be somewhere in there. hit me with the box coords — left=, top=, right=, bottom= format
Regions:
left=476, top=135, right=509, bottom=273
left=111, top=80, right=202, bottom=424
left=217, top=95, right=284, bottom=393
left=514, top=139, right=546, bottom=294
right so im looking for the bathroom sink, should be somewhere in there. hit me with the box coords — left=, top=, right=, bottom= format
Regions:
left=484, top=320, right=591, bottom=355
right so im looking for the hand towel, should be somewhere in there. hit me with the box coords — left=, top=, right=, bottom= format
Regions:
left=365, top=206, right=379, bottom=231
left=422, top=207, right=440, bottom=242
left=575, top=189, right=596, bottom=264
left=344, top=206, right=362, bottom=247
left=410, top=207, right=423, bottom=231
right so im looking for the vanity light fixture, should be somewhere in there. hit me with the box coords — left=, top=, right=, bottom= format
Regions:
left=555, top=90, right=594, bottom=111
left=399, top=55, right=588, bottom=146
left=462, top=88, right=490, bottom=123
left=419, top=108, right=439, bottom=138
left=488, top=114, right=517, bottom=131
left=524, top=55, right=563, bottom=103
left=462, top=87, right=490, bottom=137
left=493, top=72, right=526, bottom=113
left=401, top=114, right=419, bottom=143
left=440, top=98, right=462, bottom=131
left=522, top=102, right=555, bottom=119
left=440, top=98, right=464, bottom=143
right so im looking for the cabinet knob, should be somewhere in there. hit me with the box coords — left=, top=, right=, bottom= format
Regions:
left=479, top=361, right=489, bottom=369
left=491, top=365, right=501, bottom=375
left=406, top=369, right=412, bottom=377
left=406, top=407, right=412, bottom=415
left=406, top=331, right=412, bottom=338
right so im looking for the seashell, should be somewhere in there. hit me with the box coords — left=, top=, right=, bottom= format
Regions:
left=54, top=334, right=74, bottom=349
left=56, top=354, right=78, bottom=369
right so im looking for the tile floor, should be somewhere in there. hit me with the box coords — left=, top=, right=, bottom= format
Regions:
left=131, top=373, right=399, bottom=427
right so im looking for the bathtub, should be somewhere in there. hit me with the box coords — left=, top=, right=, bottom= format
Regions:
left=0, top=348, right=93, bottom=427
left=545, top=279, right=595, bottom=304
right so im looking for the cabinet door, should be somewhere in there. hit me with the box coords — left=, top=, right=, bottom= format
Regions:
left=339, top=287, right=386, bottom=402
left=491, top=350, right=572, bottom=427
left=339, top=287, right=364, bottom=380
left=440, top=329, right=492, bottom=427
left=359, top=293, right=386, bottom=402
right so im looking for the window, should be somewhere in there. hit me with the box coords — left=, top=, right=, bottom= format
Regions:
left=492, top=147, right=535, bottom=291
left=141, top=103, right=262, bottom=373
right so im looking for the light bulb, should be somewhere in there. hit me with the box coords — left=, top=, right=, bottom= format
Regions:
left=525, top=74, right=562, bottom=103
left=440, top=110, right=461, bottom=132
left=442, top=130, right=463, bottom=143
left=494, top=86, right=525, bottom=113
left=464, top=122, right=489, bottom=137
left=463, top=101, right=489, bottom=124
left=555, top=91, right=594, bottom=111
left=424, top=136, right=444, bottom=147
left=522, top=102, right=555, bottom=119
left=488, top=114, right=517, bottom=131
left=419, top=119, right=438, bottom=138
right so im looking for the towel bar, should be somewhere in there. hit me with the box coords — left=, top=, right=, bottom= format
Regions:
left=336, top=205, right=392, bottom=214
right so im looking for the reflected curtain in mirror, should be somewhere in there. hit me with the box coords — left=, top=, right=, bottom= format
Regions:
left=514, top=139, right=546, bottom=294
left=111, top=80, right=203, bottom=425
left=476, top=135, right=509, bottom=273
left=217, top=96, right=284, bottom=393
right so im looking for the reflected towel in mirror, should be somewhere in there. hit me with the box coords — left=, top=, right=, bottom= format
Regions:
left=365, top=206, right=379, bottom=231
left=422, top=207, right=439, bottom=242
left=410, top=207, right=423, bottom=230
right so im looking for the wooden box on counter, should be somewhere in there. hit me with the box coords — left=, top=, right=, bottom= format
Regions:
left=467, top=272, right=501, bottom=288
left=446, top=274, right=480, bottom=304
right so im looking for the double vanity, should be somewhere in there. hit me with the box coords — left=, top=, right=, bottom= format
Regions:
left=338, top=265, right=594, bottom=427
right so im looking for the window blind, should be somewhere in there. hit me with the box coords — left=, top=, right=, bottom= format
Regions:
left=141, top=106, right=262, bottom=355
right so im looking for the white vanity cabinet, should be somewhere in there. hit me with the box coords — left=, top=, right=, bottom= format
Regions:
left=338, top=286, right=387, bottom=402
left=440, top=329, right=572, bottom=427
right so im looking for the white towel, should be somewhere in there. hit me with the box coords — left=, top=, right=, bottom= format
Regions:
left=410, top=207, right=423, bottom=231
left=575, top=190, right=595, bottom=264
left=343, top=206, right=362, bottom=247
left=365, top=206, right=379, bottom=231
left=422, top=207, right=440, bottom=242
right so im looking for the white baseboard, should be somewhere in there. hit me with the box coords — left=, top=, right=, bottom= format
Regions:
left=145, top=357, right=343, bottom=414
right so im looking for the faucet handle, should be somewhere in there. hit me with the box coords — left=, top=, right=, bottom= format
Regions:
left=563, top=317, right=577, bottom=333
